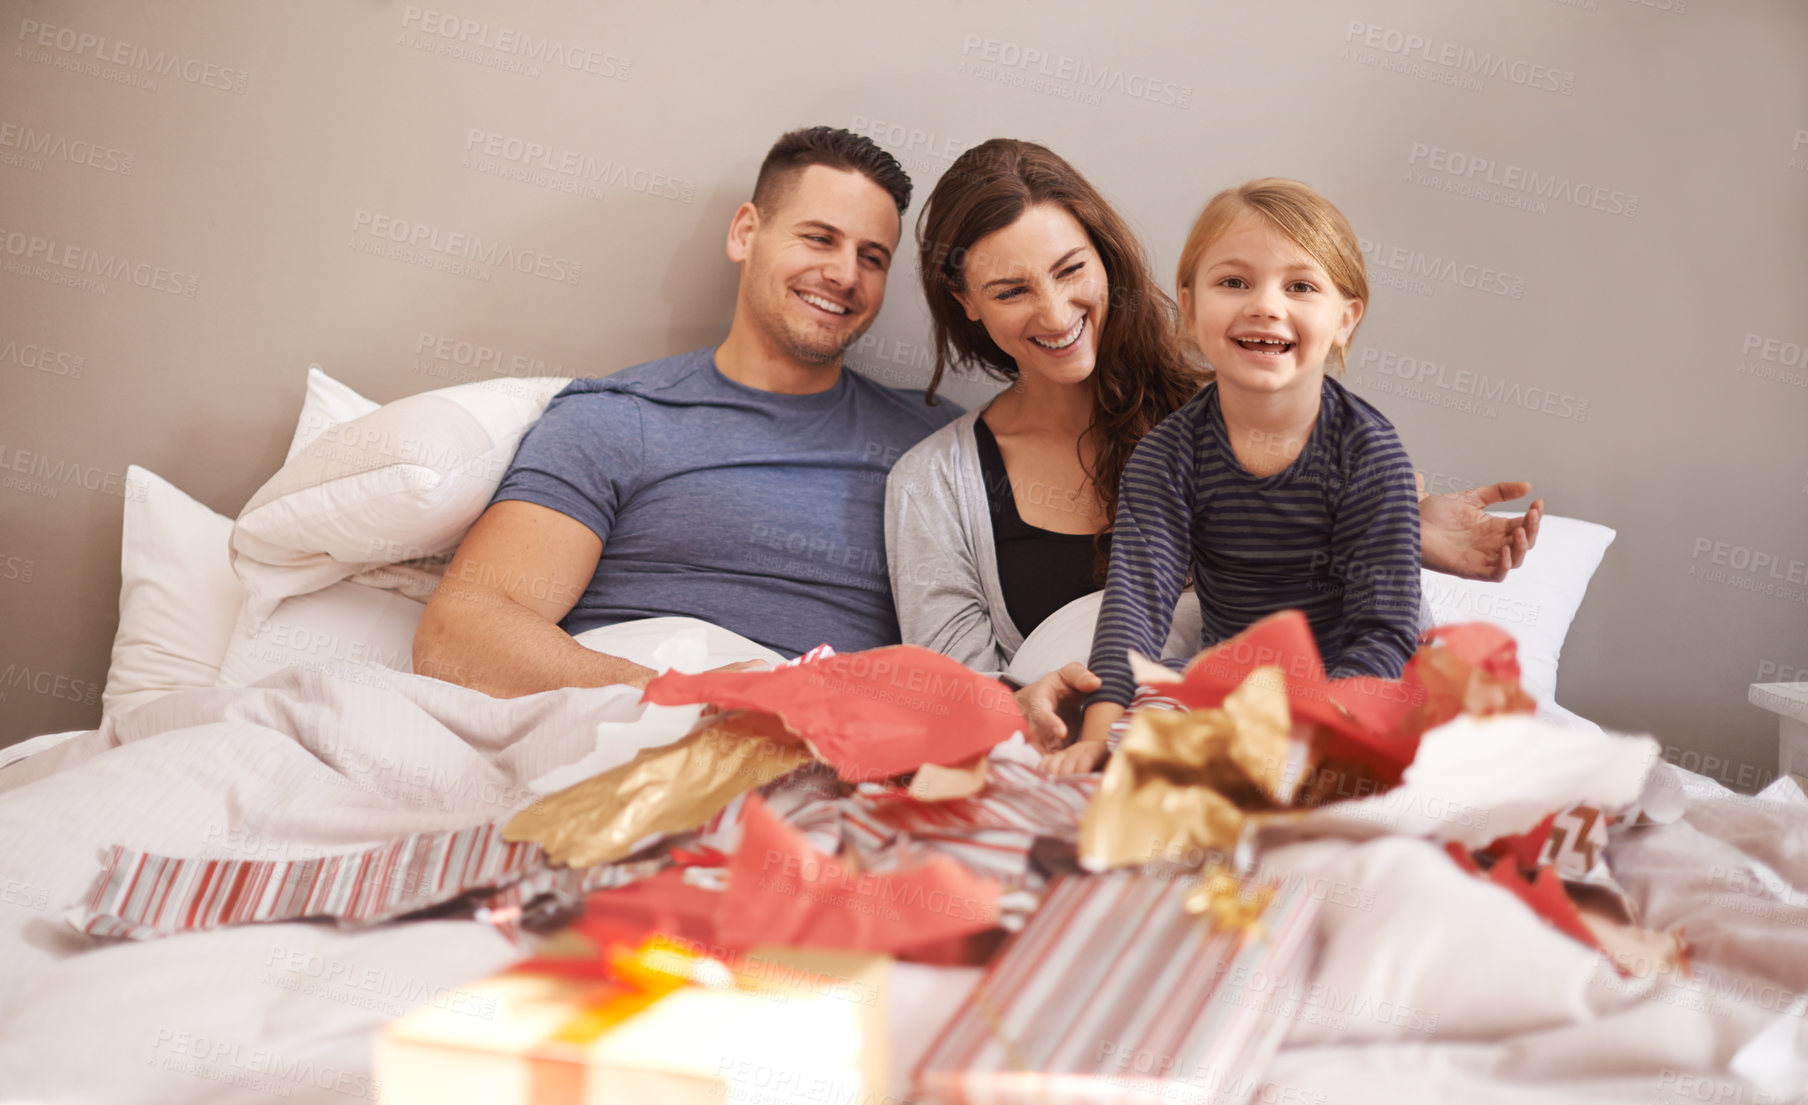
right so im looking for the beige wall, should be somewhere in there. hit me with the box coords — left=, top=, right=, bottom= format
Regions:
left=2, top=0, right=1804, bottom=789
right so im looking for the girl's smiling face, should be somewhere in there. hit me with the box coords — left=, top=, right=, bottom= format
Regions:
left=1182, top=214, right=1363, bottom=400
left=952, top=203, right=1109, bottom=390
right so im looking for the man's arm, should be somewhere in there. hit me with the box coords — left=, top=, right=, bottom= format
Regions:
left=412, top=500, right=657, bottom=696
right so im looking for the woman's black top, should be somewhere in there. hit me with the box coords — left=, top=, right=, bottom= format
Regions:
left=972, top=417, right=1111, bottom=639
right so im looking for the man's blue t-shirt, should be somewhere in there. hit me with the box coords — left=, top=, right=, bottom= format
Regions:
left=492, top=348, right=960, bottom=656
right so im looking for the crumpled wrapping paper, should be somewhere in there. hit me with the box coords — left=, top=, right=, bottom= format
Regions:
left=1080, top=665, right=1299, bottom=870
left=1084, top=612, right=1662, bottom=872
left=643, top=645, right=1025, bottom=782
left=505, top=712, right=814, bottom=867
left=1248, top=713, right=1660, bottom=855
left=716, top=795, right=1001, bottom=955
left=509, top=645, right=1026, bottom=871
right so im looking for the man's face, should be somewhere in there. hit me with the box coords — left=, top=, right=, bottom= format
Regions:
left=730, top=165, right=900, bottom=367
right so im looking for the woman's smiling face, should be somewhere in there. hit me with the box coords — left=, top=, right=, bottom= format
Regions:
left=953, top=203, right=1109, bottom=390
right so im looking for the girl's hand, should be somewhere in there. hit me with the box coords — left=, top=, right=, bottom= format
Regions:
left=1040, top=739, right=1109, bottom=776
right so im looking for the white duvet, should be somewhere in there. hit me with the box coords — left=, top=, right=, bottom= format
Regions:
left=2, top=627, right=1806, bottom=1104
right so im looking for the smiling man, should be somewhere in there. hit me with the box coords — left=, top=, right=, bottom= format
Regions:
left=412, top=127, right=959, bottom=696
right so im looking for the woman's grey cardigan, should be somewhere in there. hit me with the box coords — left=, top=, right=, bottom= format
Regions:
left=884, top=408, right=1022, bottom=674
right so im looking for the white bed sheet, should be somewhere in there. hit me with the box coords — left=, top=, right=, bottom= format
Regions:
left=1, top=639, right=1805, bottom=1104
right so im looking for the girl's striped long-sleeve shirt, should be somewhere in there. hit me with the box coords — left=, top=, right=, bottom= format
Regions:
left=1085, top=378, right=1422, bottom=708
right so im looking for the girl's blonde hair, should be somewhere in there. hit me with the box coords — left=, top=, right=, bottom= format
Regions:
left=1174, top=178, right=1369, bottom=373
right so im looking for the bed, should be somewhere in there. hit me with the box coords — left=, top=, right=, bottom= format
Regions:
left=2, top=367, right=1803, bottom=1104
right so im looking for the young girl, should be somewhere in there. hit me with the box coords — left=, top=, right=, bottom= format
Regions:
left=1058, top=178, right=1422, bottom=771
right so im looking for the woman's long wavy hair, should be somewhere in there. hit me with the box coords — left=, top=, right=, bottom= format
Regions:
left=917, top=138, right=1204, bottom=578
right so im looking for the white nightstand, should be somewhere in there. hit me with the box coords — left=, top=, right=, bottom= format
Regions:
left=1749, top=682, right=1808, bottom=786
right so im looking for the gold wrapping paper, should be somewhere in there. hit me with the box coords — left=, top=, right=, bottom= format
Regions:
left=1080, top=667, right=1300, bottom=869
left=504, top=711, right=814, bottom=867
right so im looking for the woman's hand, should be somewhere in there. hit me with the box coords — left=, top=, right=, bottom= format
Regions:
left=1418, top=475, right=1544, bottom=582
left=1040, top=739, right=1109, bottom=776
left=1013, top=663, right=1101, bottom=751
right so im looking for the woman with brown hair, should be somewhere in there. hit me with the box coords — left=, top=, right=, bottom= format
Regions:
left=884, top=140, right=1541, bottom=759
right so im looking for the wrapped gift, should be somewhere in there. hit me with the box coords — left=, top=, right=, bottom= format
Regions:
left=376, top=936, right=889, bottom=1105
left=913, top=868, right=1320, bottom=1105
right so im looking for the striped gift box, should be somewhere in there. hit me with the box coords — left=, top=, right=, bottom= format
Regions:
left=913, top=869, right=1320, bottom=1105
left=69, top=820, right=554, bottom=940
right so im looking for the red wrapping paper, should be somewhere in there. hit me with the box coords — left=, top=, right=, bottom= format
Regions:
left=643, top=645, right=1024, bottom=782
left=717, top=796, right=1000, bottom=954
left=1157, top=611, right=1425, bottom=782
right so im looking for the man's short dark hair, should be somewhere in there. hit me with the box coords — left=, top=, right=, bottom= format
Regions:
left=752, top=126, right=912, bottom=217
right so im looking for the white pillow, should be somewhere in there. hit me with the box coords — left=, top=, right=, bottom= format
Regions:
left=1005, top=591, right=1201, bottom=686
left=1421, top=513, right=1615, bottom=704
left=231, top=373, right=572, bottom=626
left=103, top=467, right=248, bottom=717
left=287, top=365, right=379, bottom=462
left=215, top=579, right=425, bottom=688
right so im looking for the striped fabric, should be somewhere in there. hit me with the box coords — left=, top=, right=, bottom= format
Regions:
left=69, top=820, right=542, bottom=940
left=698, top=759, right=1097, bottom=893
left=474, top=857, right=670, bottom=942
left=914, top=869, right=1322, bottom=1105
left=66, top=758, right=1099, bottom=942
left=66, top=644, right=846, bottom=942
left=66, top=754, right=1100, bottom=943
left=1087, top=378, right=1422, bottom=708
left=1108, top=685, right=1188, bottom=745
